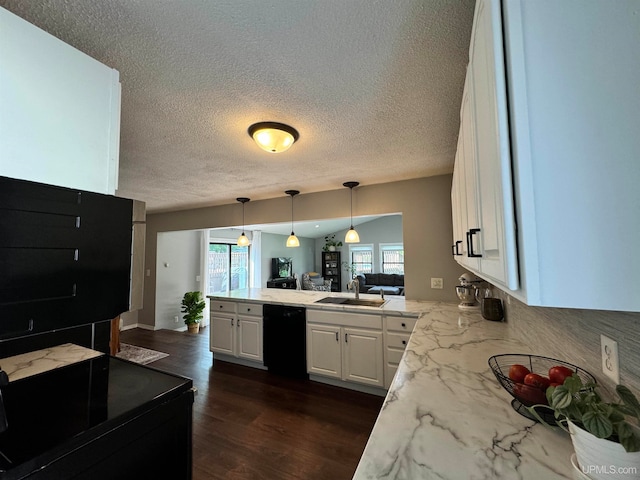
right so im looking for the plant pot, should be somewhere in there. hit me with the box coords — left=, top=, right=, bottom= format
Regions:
left=328, top=246, right=336, bottom=251
left=187, top=323, right=200, bottom=334
left=568, top=420, right=640, bottom=480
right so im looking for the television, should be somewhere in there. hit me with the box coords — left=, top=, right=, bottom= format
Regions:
left=271, top=257, right=292, bottom=279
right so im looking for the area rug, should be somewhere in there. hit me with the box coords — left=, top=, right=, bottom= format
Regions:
left=116, top=343, right=169, bottom=365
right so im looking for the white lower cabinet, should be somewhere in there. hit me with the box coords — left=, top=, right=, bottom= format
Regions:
left=306, top=310, right=384, bottom=389
left=210, top=301, right=263, bottom=363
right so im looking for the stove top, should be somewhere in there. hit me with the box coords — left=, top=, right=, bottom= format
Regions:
left=0, top=355, right=191, bottom=472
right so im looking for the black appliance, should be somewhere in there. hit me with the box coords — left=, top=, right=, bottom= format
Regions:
left=0, top=176, right=133, bottom=341
left=263, top=304, right=307, bottom=378
left=0, top=355, right=193, bottom=479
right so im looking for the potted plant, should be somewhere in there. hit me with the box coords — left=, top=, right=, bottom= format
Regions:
left=342, top=261, right=357, bottom=279
left=181, top=291, right=205, bottom=334
left=529, top=375, right=640, bottom=479
left=323, top=234, right=342, bottom=252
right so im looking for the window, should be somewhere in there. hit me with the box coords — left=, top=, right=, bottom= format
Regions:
left=208, top=243, right=249, bottom=294
left=349, top=244, right=373, bottom=275
left=381, top=243, right=404, bottom=274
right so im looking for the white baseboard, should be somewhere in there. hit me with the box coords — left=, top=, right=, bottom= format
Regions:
left=121, top=323, right=157, bottom=331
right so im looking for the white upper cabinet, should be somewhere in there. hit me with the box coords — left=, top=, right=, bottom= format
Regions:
left=453, top=0, right=640, bottom=311
left=0, top=7, right=121, bottom=195
left=452, top=0, right=518, bottom=289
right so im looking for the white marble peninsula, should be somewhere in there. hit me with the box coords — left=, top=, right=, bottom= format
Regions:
left=208, top=289, right=575, bottom=479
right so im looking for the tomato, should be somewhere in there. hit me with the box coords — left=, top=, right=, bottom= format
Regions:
left=550, top=382, right=561, bottom=387
left=513, top=383, right=548, bottom=406
left=548, top=365, right=574, bottom=384
left=524, top=373, right=551, bottom=390
left=508, top=364, right=531, bottom=383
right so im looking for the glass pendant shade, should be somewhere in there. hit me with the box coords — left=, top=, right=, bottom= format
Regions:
left=286, top=234, right=300, bottom=248
left=237, top=233, right=250, bottom=246
left=248, top=122, right=299, bottom=153
left=285, top=190, right=300, bottom=248
left=345, top=228, right=360, bottom=243
left=343, top=181, right=360, bottom=244
left=236, top=197, right=251, bottom=246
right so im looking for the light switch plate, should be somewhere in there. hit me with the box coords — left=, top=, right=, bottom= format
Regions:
left=431, top=278, right=443, bottom=289
left=601, top=334, right=620, bottom=384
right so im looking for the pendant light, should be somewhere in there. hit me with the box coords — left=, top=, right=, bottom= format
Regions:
left=236, top=197, right=251, bottom=246
left=248, top=122, right=299, bottom=153
left=285, top=190, right=300, bottom=247
left=343, top=181, right=360, bottom=243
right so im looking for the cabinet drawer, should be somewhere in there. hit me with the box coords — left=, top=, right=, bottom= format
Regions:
left=386, top=332, right=410, bottom=351
left=210, top=301, right=236, bottom=314
left=386, top=348, right=404, bottom=365
left=238, top=303, right=262, bottom=316
left=385, top=316, right=417, bottom=333
left=307, top=309, right=382, bottom=329
left=385, top=364, right=399, bottom=389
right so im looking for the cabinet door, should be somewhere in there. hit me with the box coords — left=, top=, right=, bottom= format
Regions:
left=468, top=0, right=518, bottom=289
left=343, top=328, right=384, bottom=387
left=237, top=315, right=262, bottom=362
left=306, top=323, right=341, bottom=379
left=210, top=314, right=235, bottom=355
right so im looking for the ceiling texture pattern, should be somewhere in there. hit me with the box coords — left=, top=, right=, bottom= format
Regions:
left=1, top=0, right=475, bottom=213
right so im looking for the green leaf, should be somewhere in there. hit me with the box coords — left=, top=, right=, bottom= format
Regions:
left=551, top=386, right=573, bottom=409
left=617, top=385, right=640, bottom=419
left=582, top=410, right=614, bottom=439
left=563, top=374, right=582, bottom=394
left=546, top=385, right=556, bottom=405
left=617, top=422, right=640, bottom=452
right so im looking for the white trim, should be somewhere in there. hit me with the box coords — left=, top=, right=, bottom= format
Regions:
left=308, top=374, right=387, bottom=397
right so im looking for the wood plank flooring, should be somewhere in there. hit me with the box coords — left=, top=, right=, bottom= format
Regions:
left=119, top=327, right=384, bottom=480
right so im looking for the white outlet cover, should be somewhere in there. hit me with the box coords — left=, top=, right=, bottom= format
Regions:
left=600, top=334, right=620, bottom=384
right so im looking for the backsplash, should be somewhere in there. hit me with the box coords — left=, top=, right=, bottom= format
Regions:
left=492, top=290, right=640, bottom=398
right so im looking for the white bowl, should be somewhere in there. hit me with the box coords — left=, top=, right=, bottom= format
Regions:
left=571, top=453, right=593, bottom=480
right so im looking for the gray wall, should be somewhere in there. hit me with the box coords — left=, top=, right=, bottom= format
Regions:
left=261, top=233, right=315, bottom=287
left=139, top=175, right=461, bottom=327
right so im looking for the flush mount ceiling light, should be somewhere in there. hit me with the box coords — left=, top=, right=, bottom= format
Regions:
left=343, top=181, right=361, bottom=243
left=248, top=122, right=299, bottom=153
left=236, top=197, right=251, bottom=246
left=285, top=190, right=300, bottom=248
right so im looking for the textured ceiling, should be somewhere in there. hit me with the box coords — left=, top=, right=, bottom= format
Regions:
left=0, top=0, right=475, bottom=213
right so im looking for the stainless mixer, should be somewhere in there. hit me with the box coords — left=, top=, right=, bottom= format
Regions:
left=455, top=273, right=483, bottom=310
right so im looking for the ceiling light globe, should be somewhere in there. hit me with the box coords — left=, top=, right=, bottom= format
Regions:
left=249, top=122, right=299, bottom=153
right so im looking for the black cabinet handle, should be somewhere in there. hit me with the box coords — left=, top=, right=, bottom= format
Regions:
left=467, top=229, right=482, bottom=257
left=231, top=319, right=234, bottom=326
left=345, top=333, right=348, bottom=343
left=401, top=323, right=406, bottom=328
left=452, top=240, right=463, bottom=256
left=335, top=331, right=339, bottom=342
left=402, top=340, right=407, bottom=345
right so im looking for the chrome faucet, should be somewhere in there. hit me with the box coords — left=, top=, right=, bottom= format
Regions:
left=350, top=277, right=360, bottom=299
left=380, top=289, right=384, bottom=301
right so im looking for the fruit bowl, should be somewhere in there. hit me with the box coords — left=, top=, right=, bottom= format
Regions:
left=488, top=354, right=596, bottom=422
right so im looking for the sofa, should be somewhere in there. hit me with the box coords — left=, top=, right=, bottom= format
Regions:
left=356, top=273, right=404, bottom=296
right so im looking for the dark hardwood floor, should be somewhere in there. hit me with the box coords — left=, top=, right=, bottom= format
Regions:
left=119, top=327, right=384, bottom=480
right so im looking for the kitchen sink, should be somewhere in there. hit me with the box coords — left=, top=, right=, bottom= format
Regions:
left=314, top=297, right=386, bottom=307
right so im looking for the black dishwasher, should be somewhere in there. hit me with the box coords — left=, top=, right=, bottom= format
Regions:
left=263, top=304, right=307, bottom=378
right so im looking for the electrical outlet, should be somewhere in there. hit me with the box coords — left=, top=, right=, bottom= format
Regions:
left=430, top=278, right=443, bottom=289
left=601, top=334, right=620, bottom=384
left=174, top=315, right=179, bottom=323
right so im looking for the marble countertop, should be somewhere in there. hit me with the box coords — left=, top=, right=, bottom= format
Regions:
left=208, top=288, right=425, bottom=316
left=353, top=303, right=574, bottom=479
left=1, top=343, right=103, bottom=382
